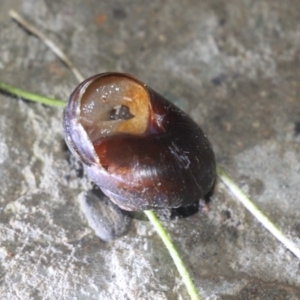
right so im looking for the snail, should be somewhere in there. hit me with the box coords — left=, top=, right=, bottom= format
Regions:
left=63, top=72, right=216, bottom=211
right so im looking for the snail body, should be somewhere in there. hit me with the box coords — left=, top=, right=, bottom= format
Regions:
left=63, top=73, right=216, bottom=211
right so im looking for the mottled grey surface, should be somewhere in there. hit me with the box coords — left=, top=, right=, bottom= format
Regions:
left=0, top=0, right=300, bottom=299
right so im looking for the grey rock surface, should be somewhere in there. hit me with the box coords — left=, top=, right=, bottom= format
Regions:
left=0, top=0, right=300, bottom=299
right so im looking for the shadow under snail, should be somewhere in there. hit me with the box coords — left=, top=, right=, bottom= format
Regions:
left=63, top=72, right=216, bottom=211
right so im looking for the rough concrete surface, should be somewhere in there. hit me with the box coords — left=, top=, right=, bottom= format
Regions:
left=0, top=0, right=300, bottom=299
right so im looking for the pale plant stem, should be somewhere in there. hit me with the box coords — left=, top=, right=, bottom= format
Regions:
left=9, top=9, right=85, bottom=83
left=217, top=166, right=300, bottom=259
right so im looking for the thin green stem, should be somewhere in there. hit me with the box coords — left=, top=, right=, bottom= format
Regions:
left=0, top=81, right=65, bottom=107
left=144, top=210, right=201, bottom=300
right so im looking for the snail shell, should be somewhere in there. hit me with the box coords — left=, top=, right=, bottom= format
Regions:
left=63, top=73, right=216, bottom=211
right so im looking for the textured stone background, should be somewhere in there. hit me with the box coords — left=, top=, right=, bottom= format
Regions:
left=0, top=0, right=300, bottom=299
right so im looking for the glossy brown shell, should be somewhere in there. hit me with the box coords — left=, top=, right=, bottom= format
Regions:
left=63, top=72, right=216, bottom=211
